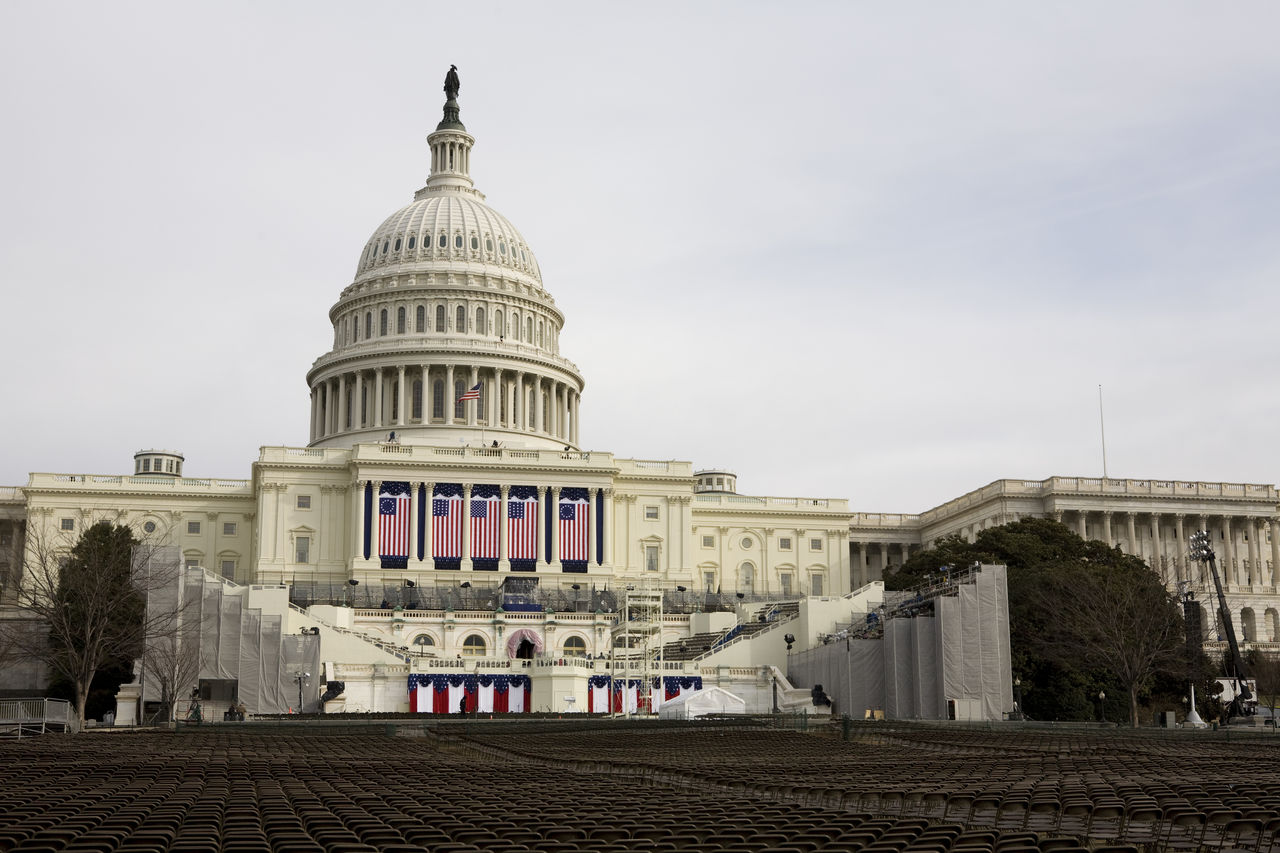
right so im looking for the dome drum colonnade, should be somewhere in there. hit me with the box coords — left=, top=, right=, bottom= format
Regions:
left=306, top=79, right=583, bottom=452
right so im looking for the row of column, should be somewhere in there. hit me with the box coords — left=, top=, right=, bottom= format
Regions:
left=311, top=365, right=580, bottom=444
left=1060, top=510, right=1280, bottom=593
left=351, top=481, right=611, bottom=572
left=849, top=540, right=915, bottom=588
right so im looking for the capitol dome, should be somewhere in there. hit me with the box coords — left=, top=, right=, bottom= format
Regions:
left=305, top=77, right=584, bottom=452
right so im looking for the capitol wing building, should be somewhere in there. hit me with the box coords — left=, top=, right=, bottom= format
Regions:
left=1, top=79, right=1277, bottom=719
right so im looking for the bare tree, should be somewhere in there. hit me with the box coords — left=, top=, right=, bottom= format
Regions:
left=1246, top=650, right=1280, bottom=720
left=1030, top=551, right=1185, bottom=727
left=0, top=519, right=184, bottom=727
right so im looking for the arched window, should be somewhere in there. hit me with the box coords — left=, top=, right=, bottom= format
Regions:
left=740, top=562, right=755, bottom=595
left=379, top=309, right=388, bottom=336
left=381, top=240, right=389, bottom=255
left=455, top=305, right=466, bottom=332
left=526, top=317, right=533, bottom=342
left=432, top=380, right=444, bottom=419
left=470, top=235, right=479, bottom=250
left=1242, top=607, right=1257, bottom=642
left=352, top=316, right=358, bottom=342
left=365, top=312, right=372, bottom=340
left=412, top=634, right=434, bottom=650
left=435, top=305, right=446, bottom=333
left=394, top=237, right=401, bottom=251
left=407, top=234, right=416, bottom=250
left=415, top=305, right=425, bottom=333
left=412, top=380, right=423, bottom=420
left=342, top=317, right=349, bottom=344
left=454, top=380, right=465, bottom=420
left=476, top=306, right=486, bottom=336
left=454, top=234, right=463, bottom=249
left=390, top=380, right=399, bottom=420
left=538, top=320, right=544, bottom=347
left=396, top=307, right=406, bottom=334
left=495, top=309, right=504, bottom=338
left=438, top=233, right=446, bottom=248
left=345, top=389, right=352, bottom=428
left=461, top=634, right=487, bottom=657
left=563, top=636, right=587, bottom=657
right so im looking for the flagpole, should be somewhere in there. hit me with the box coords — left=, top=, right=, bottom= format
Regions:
left=1098, top=384, right=1108, bottom=480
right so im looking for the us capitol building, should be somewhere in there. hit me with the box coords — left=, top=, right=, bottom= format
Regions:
left=1, top=75, right=1277, bottom=714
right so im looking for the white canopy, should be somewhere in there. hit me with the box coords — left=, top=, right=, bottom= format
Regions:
left=657, top=686, right=746, bottom=719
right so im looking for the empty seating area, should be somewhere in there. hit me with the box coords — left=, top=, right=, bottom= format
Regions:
left=1, top=722, right=1279, bottom=852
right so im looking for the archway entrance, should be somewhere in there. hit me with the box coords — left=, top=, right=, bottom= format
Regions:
left=515, top=638, right=536, bottom=660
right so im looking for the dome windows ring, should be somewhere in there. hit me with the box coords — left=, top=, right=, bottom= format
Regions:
left=454, top=234, right=463, bottom=249
left=485, top=238, right=493, bottom=252
left=438, top=233, right=446, bottom=248
left=407, top=234, right=416, bottom=250
left=470, top=236, right=479, bottom=250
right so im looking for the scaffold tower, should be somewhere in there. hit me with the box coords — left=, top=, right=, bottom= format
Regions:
left=610, top=581, right=664, bottom=716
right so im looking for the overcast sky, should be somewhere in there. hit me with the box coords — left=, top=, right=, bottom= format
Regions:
left=2, top=2, right=1278, bottom=513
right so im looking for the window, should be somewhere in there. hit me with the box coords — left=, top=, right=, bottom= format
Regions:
left=412, top=380, right=423, bottom=420
left=408, top=234, right=415, bottom=250
left=499, top=242, right=506, bottom=255
left=412, top=634, right=434, bottom=649
left=454, top=234, right=463, bottom=249
left=470, top=235, right=479, bottom=250
left=297, top=495, right=312, bottom=510
left=60, top=518, right=74, bottom=531
left=780, top=574, right=793, bottom=597
left=416, top=305, right=425, bottom=333
left=563, top=636, right=587, bottom=657
left=779, top=537, right=792, bottom=550
left=396, top=306, right=406, bottom=334
left=352, top=316, right=358, bottom=342
left=811, top=574, right=824, bottom=596
left=810, top=538, right=823, bottom=551
left=740, top=563, right=755, bottom=595
left=485, top=237, right=493, bottom=252
left=143, top=521, right=157, bottom=534
left=702, top=535, right=714, bottom=548
left=394, top=237, right=401, bottom=251
left=438, top=232, right=446, bottom=248
left=461, top=634, right=486, bottom=657
left=187, top=521, right=201, bottom=535
left=166, top=460, right=174, bottom=472
left=432, top=379, right=444, bottom=419
left=644, top=546, right=659, bottom=572
left=476, top=306, right=485, bottom=335
left=454, top=380, right=465, bottom=419
left=185, top=557, right=200, bottom=569
left=295, top=536, right=310, bottom=564
left=644, top=506, right=659, bottom=520
left=364, top=312, right=372, bottom=339
left=435, top=304, right=446, bottom=332
left=381, top=240, right=388, bottom=255
left=526, top=317, right=533, bottom=341
left=495, top=309, right=504, bottom=337
left=455, top=305, right=466, bottom=332
left=142, top=458, right=151, bottom=472
left=379, top=309, right=388, bottom=336
left=220, top=560, right=235, bottom=580
left=741, top=537, right=752, bottom=549
left=223, top=522, right=237, bottom=536
left=704, top=571, right=716, bottom=593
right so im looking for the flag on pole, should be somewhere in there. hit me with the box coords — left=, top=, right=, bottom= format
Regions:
left=432, top=490, right=464, bottom=559
left=379, top=482, right=410, bottom=561
left=507, top=491, right=539, bottom=560
left=470, top=494, right=500, bottom=559
left=458, top=383, right=481, bottom=402
left=559, top=494, right=589, bottom=562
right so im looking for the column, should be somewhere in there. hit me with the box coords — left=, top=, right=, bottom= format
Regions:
left=309, top=388, right=318, bottom=442
left=420, top=365, right=429, bottom=423
left=498, top=485, right=510, bottom=571
left=445, top=364, right=455, bottom=425
left=534, top=377, right=544, bottom=435
left=587, top=487, right=598, bottom=566
left=1247, top=518, right=1261, bottom=588
left=602, top=488, right=613, bottom=568
left=1076, top=511, right=1088, bottom=539
left=374, top=368, right=384, bottom=428
left=1174, top=513, right=1186, bottom=584
left=534, top=485, right=547, bottom=570
left=1149, top=514, right=1164, bottom=583
left=492, top=368, right=503, bottom=428
left=354, top=372, right=365, bottom=428
left=878, top=542, right=888, bottom=578
left=396, top=366, right=406, bottom=427
left=551, top=486, right=562, bottom=570
left=1124, top=513, right=1136, bottom=555
left=1102, top=512, right=1113, bottom=547
left=408, top=481, right=420, bottom=565
left=467, top=366, right=479, bottom=426
left=1222, top=517, right=1236, bottom=588
left=515, top=372, right=525, bottom=431
left=1270, top=518, right=1280, bottom=592
left=423, top=482, right=435, bottom=570
left=900, top=543, right=910, bottom=567
left=548, top=383, right=558, bottom=438
left=338, top=374, right=348, bottom=432
left=351, top=480, right=365, bottom=562
left=461, top=483, right=473, bottom=571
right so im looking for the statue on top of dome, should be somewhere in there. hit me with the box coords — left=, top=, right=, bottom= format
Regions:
left=444, top=65, right=460, bottom=102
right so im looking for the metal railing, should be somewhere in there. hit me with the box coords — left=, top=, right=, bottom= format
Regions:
left=0, top=698, right=77, bottom=738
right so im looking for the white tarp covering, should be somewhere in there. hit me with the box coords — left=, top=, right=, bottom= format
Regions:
left=657, top=686, right=746, bottom=719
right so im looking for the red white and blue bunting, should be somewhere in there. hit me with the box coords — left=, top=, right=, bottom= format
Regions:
left=407, top=673, right=531, bottom=714
left=587, top=675, right=703, bottom=713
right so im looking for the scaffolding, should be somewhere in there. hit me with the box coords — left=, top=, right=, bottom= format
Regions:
left=610, top=581, right=664, bottom=716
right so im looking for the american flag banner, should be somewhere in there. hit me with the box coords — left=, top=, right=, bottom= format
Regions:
left=432, top=485, right=464, bottom=559
left=507, top=488, right=539, bottom=561
left=379, top=481, right=411, bottom=566
left=558, top=489, right=590, bottom=563
left=470, top=488, right=500, bottom=559
left=458, top=383, right=481, bottom=402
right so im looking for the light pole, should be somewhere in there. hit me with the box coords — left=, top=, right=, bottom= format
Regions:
left=294, top=671, right=310, bottom=713
left=1098, top=690, right=1106, bottom=724
left=1012, top=677, right=1024, bottom=721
